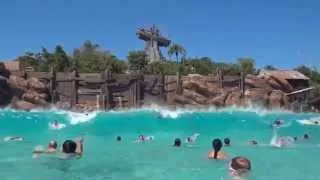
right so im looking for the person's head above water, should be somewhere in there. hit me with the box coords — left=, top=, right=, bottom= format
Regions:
left=212, top=138, right=223, bottom=159
left=187, top=137, right=191, bottom=142
left=229, top=156, right=251, bottom=176
left=62, top=140, right=77, bottom=154
left=274, top=118, right=282, bottom=125
left=48, top=140, right=57, bottom=149
left=304, top=133, right=309, bottom=139
left=116, top=136, right=122, bottom=141
left=138, top=135, right=145, bottom=141
left=224, top=138, right=231, bottom=146
left=173, top=138, right=181, bottom=147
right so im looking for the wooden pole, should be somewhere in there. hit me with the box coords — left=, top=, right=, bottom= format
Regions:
left=71, top=70, right=78, bottom=108
left=103, top=68, right=111, bottom=110
left=240, top=71, right=245, bottom=96
left=159, top=73, right=165, bottom=100
left=49, top=67, right=56, bottom=103
left=136, top=77, right=141, bottom=108
left=176, top=72, right=182, bottom=94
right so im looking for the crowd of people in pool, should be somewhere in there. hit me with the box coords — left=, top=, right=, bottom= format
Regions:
left=3, top=117, right=313, bottom=179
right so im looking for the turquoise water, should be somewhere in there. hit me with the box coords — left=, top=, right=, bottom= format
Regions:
left=0, top=107, right=319, bottom=180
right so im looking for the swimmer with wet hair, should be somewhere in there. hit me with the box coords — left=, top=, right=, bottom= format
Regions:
left=61, top=137, right=84, bottom=159
left=224, top=138, right=231, bottom=146
left=47, top=140, right=58, bottom=153
left=4, top=136, right=24, bottom=142
left=173, top=138, right=181, bottom=147
left=248, top=140, right=258, bottom=145
left=32, top=140, right=58, bottom=156
left=272, top=118, right=284, bottom=127
left=229, top=156, right=251, bottom=178
left=186, top=133, right=200, bottom=144
left=208, top=138, right=227, bottom=160
left=303, top=133, right=310, bottom=139
left=116, top=136, right=122, bottom=141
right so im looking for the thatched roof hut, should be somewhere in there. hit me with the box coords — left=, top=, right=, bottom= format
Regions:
left=259, top=70, right=310, bottom=92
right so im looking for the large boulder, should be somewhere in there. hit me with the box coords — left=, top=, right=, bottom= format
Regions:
left=22, top=91, right=48, bottom=105
left=244, top=88, right=270, bottom=106
left=208, top=92, right=229, bottom=107
left=183, top=81, right=216, bottom=97
left=182, top=89, right=207, bottom=104
left=268, top=90, right=284, bottom=109
left=27, top=77, right=47, bottom=92
left=225, top=91, right=243, bottom=106
left=245, top=74, right=272, bottom=90
left=8, top=75, right=27, bottom=91
left=0, top=62, right=10, bottom=79
left=173, top=94, right=199, bottom=105
left=11, top=100, right=38, bottom=111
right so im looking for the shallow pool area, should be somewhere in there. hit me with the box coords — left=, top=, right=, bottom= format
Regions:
left=0, top=107, right=319, bottom=180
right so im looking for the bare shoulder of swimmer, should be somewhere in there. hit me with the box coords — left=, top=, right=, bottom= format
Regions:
left=208, top=151, right=227, bottom=160
left=75, top=137, right=84, bottom=154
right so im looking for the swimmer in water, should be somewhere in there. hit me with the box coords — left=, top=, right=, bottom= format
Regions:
left=229, top=156, right=251, bottom=178
left=173, top=138, right=182, bottom=147
left=208, top=138, right=227, bottom=160
left=272, top=118, right=284, bottom=127
left=116, top=136, right=122, bottom=142
left=4, top=136, right=24, bottom=142
left=224, top=138, right=231, bottom=146
left=303, top=133, right=310, bottom=140
left=61, top=137, right=84, bottom=159
left=32, top=140, right=58, bottom=157
left=137, top=135, right=145, bottom=143
left=248, top=140, right=258, bottom=145
left=47, top=140, right=58, bottom=153
left=135, top=135, right=154, bottom=143
left=274, top=136, right=294, bottom=148
left=186, top=133, right=200, bottom=144
left=294, top=137, right=298, bottom=141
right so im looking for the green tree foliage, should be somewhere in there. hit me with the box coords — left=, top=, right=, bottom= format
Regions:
left=184, top=57, right=215, bottom=75
left=168, top=43, right=186, bottom=64
left=237, top=57, right=256, bottom=75
left=264, top=65, right=278, bottom=70
left=215, top=62, right=241, bottom=75
left=72, top=40, right=126, bottom=73
left=127, top=50, right=147, bottom=70
left=17, top=46, right=71, bottom=72
left=295, top=65, right=320, bottom=85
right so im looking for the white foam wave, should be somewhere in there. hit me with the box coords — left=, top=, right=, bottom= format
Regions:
left=67, top=111, right=98, bottom=125
left=0, top=104, right=311, bottom=121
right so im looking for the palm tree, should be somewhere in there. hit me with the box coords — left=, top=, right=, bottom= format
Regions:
left=168, top=43, right=186, bottom=64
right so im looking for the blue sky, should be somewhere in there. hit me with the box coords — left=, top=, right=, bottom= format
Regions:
left=0, top=0, right=319, bottom=68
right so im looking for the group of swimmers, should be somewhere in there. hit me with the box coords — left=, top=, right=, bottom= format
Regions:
left=32, top=137, right=84, bottom=159
left=116, top=133, right=251, bottom=178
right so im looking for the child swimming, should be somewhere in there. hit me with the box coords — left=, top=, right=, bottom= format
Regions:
left=185, top=133, right=200, bottom=144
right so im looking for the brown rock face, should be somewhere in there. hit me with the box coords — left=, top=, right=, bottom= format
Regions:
left=8, top=76, right=27, bottom=91
left=208, top=92, right=229, bottom=107
left=11, top=100, right=38, bottom=111
left=268, top=90, right=283, bottom=108
left=225, top=91, right=243, bottom=106
left=173, top=94, right=199, bottom=105
left=182, top=89, right=207, bottom=104
left=244, top=88, right=270, bottom=106
left=22, top=91, right=48, bottom=105
left=27, top=77, right=47, bottom=92
left=245, top=74, right=272, bottom=90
